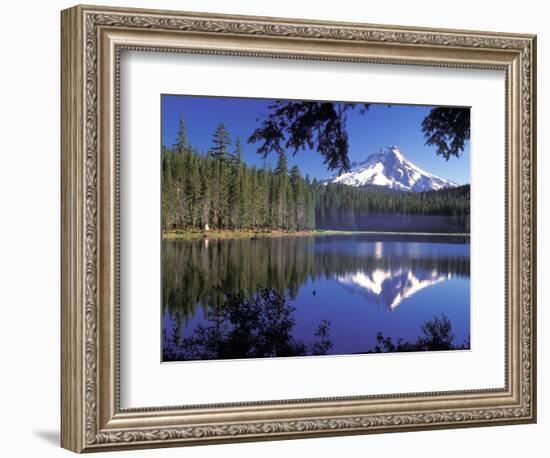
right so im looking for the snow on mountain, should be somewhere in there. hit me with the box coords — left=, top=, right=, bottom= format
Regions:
left=325, top=145, right=458, bottom=192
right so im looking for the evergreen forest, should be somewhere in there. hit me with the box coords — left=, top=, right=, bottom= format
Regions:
left=162, top=117, right=470, bottom=233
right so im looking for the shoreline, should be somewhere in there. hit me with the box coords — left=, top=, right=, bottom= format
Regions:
left=163, top=229, right=470, bottom=240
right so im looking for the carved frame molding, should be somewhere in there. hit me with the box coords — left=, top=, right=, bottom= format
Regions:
left=61, top=5, right=536, bottom=453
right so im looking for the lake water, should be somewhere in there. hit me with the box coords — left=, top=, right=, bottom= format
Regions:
left=316, top=214, right=469, bottom=233
left=162, top=234, right=470, bottom=361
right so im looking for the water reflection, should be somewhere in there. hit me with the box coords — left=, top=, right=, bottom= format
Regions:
left=337, top=269, right=450, bottom=311
left=162, top=234, right=470, bottom=360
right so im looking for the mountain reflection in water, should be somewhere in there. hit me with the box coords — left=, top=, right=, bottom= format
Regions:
left=337, top=269, right=450, bottom=311
left=162, top=234, right=470, bottom=360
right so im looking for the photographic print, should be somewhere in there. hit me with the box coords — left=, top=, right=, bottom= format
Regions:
left=161, top=95, right=471, bottom=362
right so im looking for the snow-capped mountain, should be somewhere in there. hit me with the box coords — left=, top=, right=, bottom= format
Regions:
left=337, top=268, right=450, bottom=310
left=325, top=145, right=458, bottom=192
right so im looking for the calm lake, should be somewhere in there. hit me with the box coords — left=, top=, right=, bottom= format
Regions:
left=162, top=234, right=470, bottom=361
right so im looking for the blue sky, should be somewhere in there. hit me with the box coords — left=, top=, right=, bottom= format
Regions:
left=161, top=95, right=470, bottom=184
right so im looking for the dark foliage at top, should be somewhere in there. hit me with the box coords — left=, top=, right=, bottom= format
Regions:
left=248, top=101, right=470, bottom=172
left=248, top=101, right=371, bottom=172
left=421, top=107, right=471, bottom=160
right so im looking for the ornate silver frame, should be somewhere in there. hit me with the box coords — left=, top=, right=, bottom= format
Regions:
left=61, top=4, right=537, bottom=453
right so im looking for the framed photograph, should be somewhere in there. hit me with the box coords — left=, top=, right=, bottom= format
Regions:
left=61, top=4, right=537, bottom=453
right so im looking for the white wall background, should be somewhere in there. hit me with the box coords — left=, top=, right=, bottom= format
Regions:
left=0, top=0, right=546, bottom=456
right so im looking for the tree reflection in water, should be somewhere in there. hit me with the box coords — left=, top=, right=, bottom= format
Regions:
left=163, top=286, right=332, bottom=361
left=163, top=285, right=468, bottom=361
left=372, top=314, right=470, bottom=353
left=162, top=236, right=470, bottom=319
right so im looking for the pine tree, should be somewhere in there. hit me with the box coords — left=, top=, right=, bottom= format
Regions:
left=161, top=146, right=176, bottom=230
left=209, top=158, right=221, bottom=228
left=170, top=115, right=192, bottom=229
left=272, top=152, right=289, bottom=230
left=219, top=161, right=231, bottom=228
left=228, top=137, right=244, bottom=229
left=239, top=163, right=250, bottom=229
left=254, top=168, right=270, bottom=228
left=186, top=152, right=201, bottom=227
left=210, top=123, right=232, bottom=163
left=305, top=186, right=315, bottom=230
left=199, top=160, right=211, bottom=230
left=175, top=115, right=189, bottom=155
left=233, top=137, right=243, bottom=167
left=290, top=166, right=304, bottom=231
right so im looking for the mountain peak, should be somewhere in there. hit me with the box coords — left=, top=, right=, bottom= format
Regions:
left=379, top=145, right=403, bottom=156
left=326, top=146, right=458, bottom=192
left=364, top=145, right=405, bottom=165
